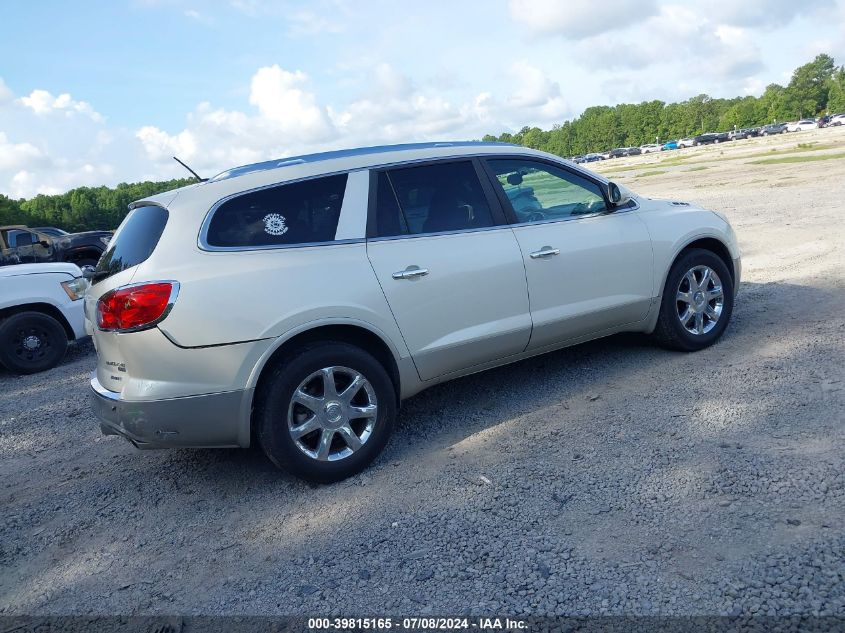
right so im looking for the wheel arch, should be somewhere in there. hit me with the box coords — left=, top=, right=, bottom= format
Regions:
left=661, top=236, right=736, bottom=297
left=244, top=321, right=404, bottom=447
left=0, top=302, right=75, bottom=340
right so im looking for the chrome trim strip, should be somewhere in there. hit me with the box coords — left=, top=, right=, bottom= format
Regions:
left=198, top=238, right=365, bottom=253
left=90, top=371, right=120, bottom=400
left=196, top=151, right=637, bottom=251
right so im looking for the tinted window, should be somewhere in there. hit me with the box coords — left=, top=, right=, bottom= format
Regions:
left=94, top=206, right=168, bottom=282
left=487, top=159, right=607, bottom=223
left=206, top=174, right=347, bottom=247
left=374, top=172, right=408, bottom=237
left=376, top=161, right=494, bottom=237
left=8, top=230, right=37, bottom=247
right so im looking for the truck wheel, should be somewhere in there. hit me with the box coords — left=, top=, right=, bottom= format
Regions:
left=0, top=311, right=69, bottom=374
left=75, top=258, right=99, bottom=272
left=256, top=342, right=396, bottom=483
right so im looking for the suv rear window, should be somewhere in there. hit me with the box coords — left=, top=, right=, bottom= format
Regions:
left=94, top=205, right=168, bottom=282
left=206, top=174, right=348, bottom=248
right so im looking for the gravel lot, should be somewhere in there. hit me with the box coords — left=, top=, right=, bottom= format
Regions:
left=1, top=128, right=844, bottom=617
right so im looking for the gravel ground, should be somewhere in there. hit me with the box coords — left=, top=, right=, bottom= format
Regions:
left=1, top=129, right=843, bottom=617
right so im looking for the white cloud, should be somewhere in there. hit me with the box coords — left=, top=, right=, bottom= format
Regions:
left=286, top=10, right=344, bottom=36
left=248, top=65, right=335, bottom=139
left=509, top=0, right=658, bottom=38
left=0, top=78, right=12, bottom=103
left=577, top=4, right=763, bottom=89
left=18, top=89, right=104, bottom=122
left=0, top=132, right=48, bottom=172
left=132, top=62, right=572, bottom=179
left=183, top=9, right=213, bottom=24
left=703, top=0, right=835, bottom=28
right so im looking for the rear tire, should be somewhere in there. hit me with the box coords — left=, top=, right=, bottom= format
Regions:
left=256, top=342, right=396, bottom=483
left=652, top=249, right=734, bottom=352
left=0, top=311, right=69, bottom=374
left=74, top=258, right=99, bottom=273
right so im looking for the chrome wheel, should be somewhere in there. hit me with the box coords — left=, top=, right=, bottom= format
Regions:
left=287, top=366, right=377, bottom=462
left=676, top=265, right=724, bottom=335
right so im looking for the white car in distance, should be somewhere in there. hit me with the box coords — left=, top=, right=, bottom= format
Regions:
left=787, top=120, right=817, bottom=132
left=0, top=263, right=88, bottom=373
left=640, top=144, right=660, bottom=154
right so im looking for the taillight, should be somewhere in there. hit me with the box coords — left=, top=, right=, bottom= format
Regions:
left=96, top=281, right=179, bottom=332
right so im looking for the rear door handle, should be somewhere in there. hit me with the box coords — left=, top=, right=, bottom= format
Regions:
left=529, top=246, right=560, bottom=259
left=392, top=266, right=429, bottom=280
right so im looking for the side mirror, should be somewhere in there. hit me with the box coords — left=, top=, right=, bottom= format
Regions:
left=39, top=240, right=51, bottom=248
left=607, top=182, right=631, bottom=207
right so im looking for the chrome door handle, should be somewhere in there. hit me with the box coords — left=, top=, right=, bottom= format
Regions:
left=529, top=246, right=560, bottom=259
left=392, top=266, right=429, bottom=280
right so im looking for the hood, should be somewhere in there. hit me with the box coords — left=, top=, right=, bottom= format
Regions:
left=0, top=262, right=81, bottom=278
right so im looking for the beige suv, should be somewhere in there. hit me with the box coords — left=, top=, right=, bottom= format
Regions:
left=88, top=142, right=740, bottom=482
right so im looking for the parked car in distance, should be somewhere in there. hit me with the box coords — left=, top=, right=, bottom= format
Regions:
left=829, top=113, right=845, bottom=126
left=0, top=225, right=111, bottom=270
left=694, top=132, right=729, bottom=145
left=583, top=153, right=604, bottom=162
left=0, top=262, right=88, bottom=374
left=787, top=119, right=817, bottom=132
left=608, top=148, right=628, bottom=158
left=729, top=128, right=758, bottom=140
left=661, top=140, right=679, bottom=150
left=86, top=141, right=741, bottom=482
left=760, top=123, right=788, bottom=135
left=640, top=144, right=660, bottom=154
left=625, top=146, right=642, bottom=156
left=678, top=137, right=696, bottom=148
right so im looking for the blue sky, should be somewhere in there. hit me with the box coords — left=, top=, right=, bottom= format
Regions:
left=1, top=0, right=844, bottom=197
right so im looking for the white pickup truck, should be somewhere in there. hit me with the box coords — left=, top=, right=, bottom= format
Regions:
left=0, top=263, right=88, bottom=374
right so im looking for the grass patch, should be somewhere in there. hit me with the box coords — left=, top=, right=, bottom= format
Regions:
left=749, top=152, right=845, bottom=165
left=637, top=170, right=667, bottom=177
left=686, top=165, right=709, bottom=171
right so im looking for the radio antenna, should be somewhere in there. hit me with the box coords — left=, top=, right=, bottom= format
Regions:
left=172, top=156, right=207, bottom=182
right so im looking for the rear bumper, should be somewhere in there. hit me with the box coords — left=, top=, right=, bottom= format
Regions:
left=90, top=373, right=250, bottom=448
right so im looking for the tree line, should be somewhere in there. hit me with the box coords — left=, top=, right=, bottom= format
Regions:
left=482, top=54, right=845, bottom=156
left=0, top=179, right=194, bottom=233
left=2, top=54, right=843, bottom=233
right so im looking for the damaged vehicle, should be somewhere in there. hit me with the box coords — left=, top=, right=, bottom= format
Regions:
left=87, top=141, right=741, bottom=482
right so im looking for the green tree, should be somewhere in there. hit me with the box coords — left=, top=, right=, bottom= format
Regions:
left=783, top=54, right=836, bottom=118
left=827, top=66, right=845, bottom=113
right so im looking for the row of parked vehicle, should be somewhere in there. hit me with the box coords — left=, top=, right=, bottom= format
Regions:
left=571, top=113, right=845, bottom=163
left=0, top=225, right=113, bottom=374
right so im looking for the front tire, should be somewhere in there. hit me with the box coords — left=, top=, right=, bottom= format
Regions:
left=256, top=342, right=396, bottom=483
left=0, top=311, right=69, bottom=374
left=652, top=249, right=734, bottom=352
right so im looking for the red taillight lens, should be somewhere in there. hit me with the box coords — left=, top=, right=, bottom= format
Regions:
left=96, top=282, right=178, bottom=332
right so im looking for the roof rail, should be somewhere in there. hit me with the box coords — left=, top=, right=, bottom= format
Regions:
left=208, top=141, right=515, bottom=183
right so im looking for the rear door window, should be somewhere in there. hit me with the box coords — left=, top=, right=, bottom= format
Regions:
left=206, top=174, right=348, bottom=248
left=375, top=161, right=494, bottom=237
left=94, top=206, right=168, bottom=281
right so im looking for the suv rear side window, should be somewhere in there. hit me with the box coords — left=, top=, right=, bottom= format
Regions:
left=94, top=205, right=168, bottom=281
left=206, top=174, right=348, bottom=248
left=375, top=161, right=494, bottom=237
